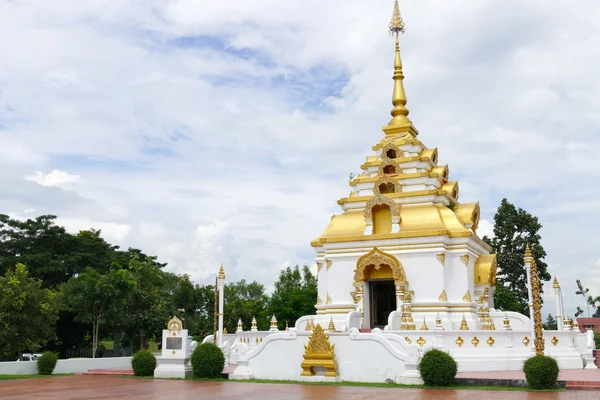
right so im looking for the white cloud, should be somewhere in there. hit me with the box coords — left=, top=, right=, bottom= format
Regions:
left=26, top=170, right=81, bottom=187
left=0, top=0, right=599, bottom=313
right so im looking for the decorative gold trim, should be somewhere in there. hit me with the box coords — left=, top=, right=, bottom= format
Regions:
left=462, top=290, right=472, bottom=303
left=373, top=175, right=402, bottom=195
left=404, top=336, right=412, bottom=344
left=436, top=253, right=445, bottom=266
left=416, top=337, right=426, bottom=347
left=460, top=254, right=470, bottom=266
left=300, top=325, right=339, bottom=378
left=326, top=260, right=333, bottom=271
left=326, top=294, right=333, bottom=305
left=354, top=247, right=406, bottom=288
left=317, top=262, right=323, bottom=274
left=218, top=265, right=226, bottom=279
left=551, top=336, right=558, bottom=346
left=438, top=290, right=448, bottom=302
left=167, top=316, right=182, bottom=333
left=327, top=317, right=339, bottom=333
left=471, top=337, right=480, bottom=347
left=381, top=143, right=401, bottom=160
left=486, top=337, right=495, bottom=347
left=378, top=159, right=400, bottom=175
left=420, top=317, right=429, bottom=331
left=363, top=194, right=400, bottom=219
left=522, top=337, right=530, bottom=346
left=316, top=296, right=323, bottom=306
left=455, top=337, right=464, bottom=347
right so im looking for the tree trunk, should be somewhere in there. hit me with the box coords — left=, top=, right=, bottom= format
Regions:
left=92, top=319, right=98, bottom=359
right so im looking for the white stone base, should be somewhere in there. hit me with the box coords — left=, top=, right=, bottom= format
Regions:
left=229, top=359, right=255, bottom=380
left=154, top=356, right=192, bottom=379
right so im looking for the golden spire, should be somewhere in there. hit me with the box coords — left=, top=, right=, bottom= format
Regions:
left=384, top=0, right=414, bottom=135
left=524, top=245, right=533, bottom=258
left=218, top=264, right=225, bottom=279
left=553, top=276, right=560, bottom=289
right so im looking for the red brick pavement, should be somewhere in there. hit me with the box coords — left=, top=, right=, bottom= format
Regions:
left=1, top=376, right=599, bottom=400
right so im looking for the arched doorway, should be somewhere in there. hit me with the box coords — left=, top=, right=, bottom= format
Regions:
left=352, top=248, right=406, bottom=329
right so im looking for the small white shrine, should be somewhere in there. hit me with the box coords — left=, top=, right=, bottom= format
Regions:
left=154, top=316, right=194, bottom=379
left=211, top=1, right=597, bottom=384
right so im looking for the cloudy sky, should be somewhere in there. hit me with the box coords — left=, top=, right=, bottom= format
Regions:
left=1, top=0, right=599, bottom=319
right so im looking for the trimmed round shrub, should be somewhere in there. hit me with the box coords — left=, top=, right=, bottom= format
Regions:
left=190, top=343, right=225, bottom=379
left=418, top=349, right=457, bottom=387
left=37, top=352, right=58, bottom=375
left=132, top=349, right=157, bottom=377
left=523, top=354, right=559, bottom=390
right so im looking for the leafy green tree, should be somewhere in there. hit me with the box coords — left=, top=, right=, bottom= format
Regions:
left=63, top=267, right=135, bottom=358
left=268, top=265, right=317, bottom=329
left=483, top=199, right=550, bottom=315
left=0, top=214, right=80, bottom=286
left=543, top=314, right=557, bottom=330
left=224, top=280, right=269, bottom=332
left=0, top=264, right=62, bottom=361
left=114, top=255, right=176, bottom=350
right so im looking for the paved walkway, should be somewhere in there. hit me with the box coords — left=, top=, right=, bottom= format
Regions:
left=1, top=376, right=600, bottom=400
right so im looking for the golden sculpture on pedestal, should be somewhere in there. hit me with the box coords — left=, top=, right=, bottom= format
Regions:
left=300, top=325, right=339, bottom=378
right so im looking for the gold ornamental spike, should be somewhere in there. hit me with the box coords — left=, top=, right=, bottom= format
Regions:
left=384, top=0, right=413, bottom=133
left=459, top=314, right=469, bottom=331
left=389, top=0, right=405, bottom=35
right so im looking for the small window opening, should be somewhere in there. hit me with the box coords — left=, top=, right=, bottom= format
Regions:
left=383, top=165, right=396, bottom=174
left=386, top=149, right=397, bottom=159
left=379, top=183, right=395, bottom=194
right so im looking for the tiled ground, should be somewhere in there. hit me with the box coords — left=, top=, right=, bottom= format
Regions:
left=1, top=376, right=599, bottom=400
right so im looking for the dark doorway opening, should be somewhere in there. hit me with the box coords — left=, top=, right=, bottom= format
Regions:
left=370, top=280, right=396, bottom=328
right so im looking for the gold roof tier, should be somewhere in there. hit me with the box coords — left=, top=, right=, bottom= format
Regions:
left=310, top=1, right=495, bottom=278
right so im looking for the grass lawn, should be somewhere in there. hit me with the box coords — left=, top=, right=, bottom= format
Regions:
left=0, top=374, right=73, bottom=380
left=182, top=377, right=564, bottom=392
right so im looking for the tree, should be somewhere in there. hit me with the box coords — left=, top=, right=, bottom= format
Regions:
left=267, top=265, right=318, bottom=329
left=0, top=264, right=62, bottom=361
left=63, top=267, right=135, bottom=358
left=483, top=199, right=550, bottom=315
left=575, top=280, right=591, bottom=317
left=224, top=280, right=269, bottom=332
left=543, top=314, right=557, bottom=330
left=114, top=255, right=176, bottom=351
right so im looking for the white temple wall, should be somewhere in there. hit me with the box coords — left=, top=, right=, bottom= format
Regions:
left=232, top=328, right=421, bottom=383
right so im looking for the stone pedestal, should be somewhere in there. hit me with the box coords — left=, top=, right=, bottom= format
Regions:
left=154, top=317, right=193, bottom=379
left=154, top=356, right=192, bottom=379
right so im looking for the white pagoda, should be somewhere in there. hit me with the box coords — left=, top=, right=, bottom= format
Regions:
left=221, top=1, right=596, bottom=383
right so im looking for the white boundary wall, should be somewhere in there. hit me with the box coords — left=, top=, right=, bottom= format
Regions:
left=0, top=357, right=133, bottom=375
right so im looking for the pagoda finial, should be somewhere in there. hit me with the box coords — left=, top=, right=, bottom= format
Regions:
left=553, top=276, right=560, bottom=289
left=389, top=0, right=405, bottom=35
left=218, top=265, right=225, bottom=279
left=385, top=1, right=412, bottom=133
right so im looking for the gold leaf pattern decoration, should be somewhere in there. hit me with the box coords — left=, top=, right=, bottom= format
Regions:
left=438, top=290, right=448, bottom=302
left=460, top=254, right=470, bottom=266
left=462, top=290, right=472, bottom=302
left=436, top=253, right=445, bottom=266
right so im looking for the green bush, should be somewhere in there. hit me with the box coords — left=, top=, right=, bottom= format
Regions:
left=190, top=343, right=225, bottom=379
left=37, top=352, right=58, bottom=375
left=418, top=349, right=457, bottom=386
left=131, top=350, right=157, bottom=377
left=595, top=333, right=600, bottom=349
left=523, top=354, right=559, bottom=390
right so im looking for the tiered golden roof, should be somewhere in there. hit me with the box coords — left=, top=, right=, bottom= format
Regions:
left=311, top=2, right=488, bottom=246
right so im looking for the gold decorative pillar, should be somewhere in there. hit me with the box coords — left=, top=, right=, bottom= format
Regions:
left=528, top=248, right=545, bottom=355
